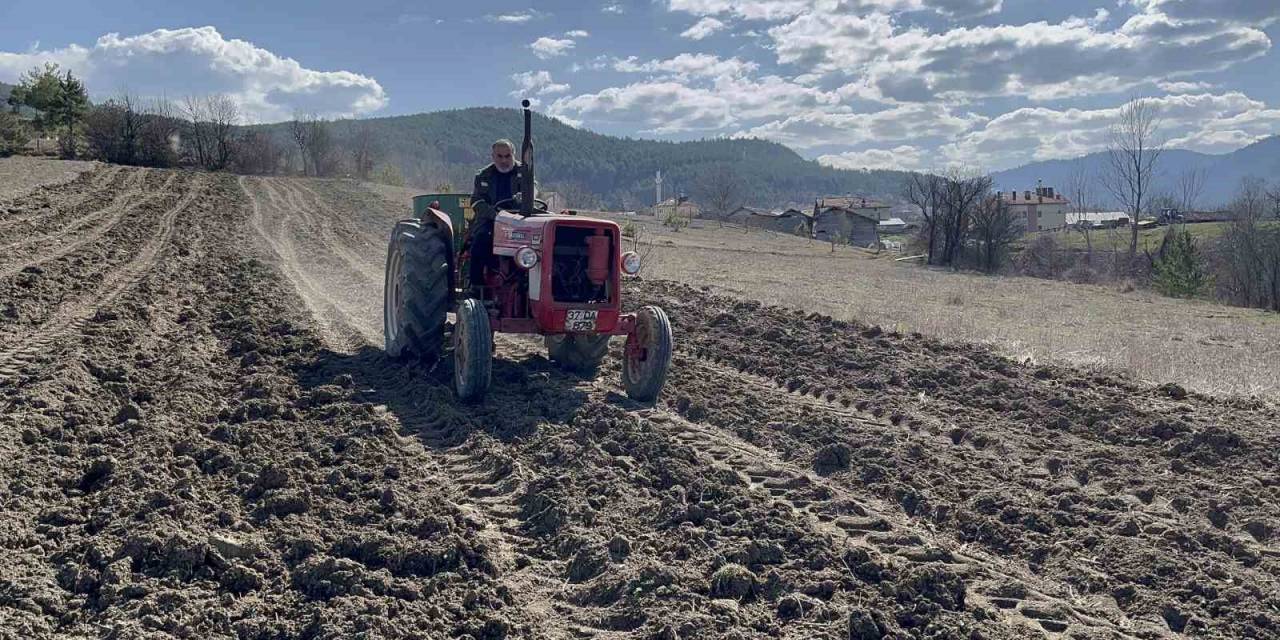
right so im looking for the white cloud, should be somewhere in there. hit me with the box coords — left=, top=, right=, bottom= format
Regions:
left=529, top=36, right=576, bottom=59
left=940, top=92, right=1280, bottom=168
left=612, top=53, right=758, bottom=79
left=549, top=74, right=839, bottom=134
left=681, top=17, right=728, bottom=40
left=738, top=103, right=986, bottom=149
left=602, top=3, right=625, bottom=13
left=565, top=30, right=591, bottom=38
left=487, top=11, right=542, bottom=23
left=510, top=70, right=571, bottom=97
left=766, top=8, right=1271, bottom=102
left=818, top=146, right=929, bottom=171
left=666, top=0, right=1002, bottom=20
left=1157, top=80, right=1216, bottom=93
left=0, top=26, right=386, bottom=122
left=1131, top=0, right=1280, bottom=26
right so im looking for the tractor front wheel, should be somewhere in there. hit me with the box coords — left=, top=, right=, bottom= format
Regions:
left=622, top=306, right=673, bottom=402
left=546, top=334, right=611, bottom=375
left=453, top=298, right=493, bottom=402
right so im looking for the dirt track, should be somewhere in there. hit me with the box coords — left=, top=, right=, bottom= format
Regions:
left=1, top=165, right=1278, bottom=639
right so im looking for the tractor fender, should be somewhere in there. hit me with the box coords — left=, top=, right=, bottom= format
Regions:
left=419, top=207, right=456, bottom=244
left=415, top=208, right=458, bottom=302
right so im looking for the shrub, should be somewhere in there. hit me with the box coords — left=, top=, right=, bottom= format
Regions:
left=374, top=163, right=405, bottom=187
left=83, top=100, right=180, bottom=168
left=1153, top=228, right=1211, bottom=298
left=0, top=112, right=30, bottom=157
left=1017, top=234, right=1069, bottom=279
left=663, top=211, right=689, bottom=232
left=621, top=220, right=637, bottom=238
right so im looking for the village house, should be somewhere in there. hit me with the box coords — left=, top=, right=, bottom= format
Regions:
left=652, top=196, right=700, bottom=219
left=730, top=207, right=809, bottom=235
left=999, top=186, right=1070, bottom=232
left=812, top=203, right=880, bottom=247
left=819, top=196, right=892, bottom=221
left=877, top=217, right=911, bottom=234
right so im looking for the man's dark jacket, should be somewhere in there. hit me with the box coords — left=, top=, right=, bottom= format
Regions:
left=470, top=161, right=527, bottom=224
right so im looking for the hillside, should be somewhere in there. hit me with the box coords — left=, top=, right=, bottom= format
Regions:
left=253, top=107, right=911, bottom=208
left=992, top=136, right=1280, bottom=208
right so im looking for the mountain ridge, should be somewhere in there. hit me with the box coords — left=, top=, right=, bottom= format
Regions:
left=992, top=136, right=1280, bottom=208
left=252, top=107, right=913, bottom=209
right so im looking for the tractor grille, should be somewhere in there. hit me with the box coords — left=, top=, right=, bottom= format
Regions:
left=551, top=225, right=612, bottom=303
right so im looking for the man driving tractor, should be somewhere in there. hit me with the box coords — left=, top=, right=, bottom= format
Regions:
left=467, top=138, right=528, bottom=294
left=383, top=100, right=671, bottom=403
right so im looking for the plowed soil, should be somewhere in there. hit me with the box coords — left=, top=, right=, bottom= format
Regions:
left=1, top=165, right=1277, bottom=640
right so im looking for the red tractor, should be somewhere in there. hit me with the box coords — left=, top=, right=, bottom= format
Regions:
left=382, top=101, right=673, bottom=402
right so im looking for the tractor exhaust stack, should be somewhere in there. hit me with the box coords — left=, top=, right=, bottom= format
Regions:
left=520, top=99, right=535, bottom=217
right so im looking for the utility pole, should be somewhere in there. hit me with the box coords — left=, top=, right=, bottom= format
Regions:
left=655, top=170, right=663, bottom=206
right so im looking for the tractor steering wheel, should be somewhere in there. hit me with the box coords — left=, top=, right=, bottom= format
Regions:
left=492, top=197, right=549, bottom=215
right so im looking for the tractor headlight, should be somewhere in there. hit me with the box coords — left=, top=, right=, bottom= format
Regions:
left=621, top=251, right=642, bottom=275
left=515, top=246, right=539, bottom=269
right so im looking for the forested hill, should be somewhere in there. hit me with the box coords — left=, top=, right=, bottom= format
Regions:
left=254, top=107, right=911, bottom=209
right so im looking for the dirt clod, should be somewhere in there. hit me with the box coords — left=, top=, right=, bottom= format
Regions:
left=79, top=457, right=117, bottom=491
left=847, top=608, right=883, bottom=639
left=814, top=443, right=852, bottom=473
left=567, top=544, right=610, bottom=583
left=709, top=563, right=756, bottom=599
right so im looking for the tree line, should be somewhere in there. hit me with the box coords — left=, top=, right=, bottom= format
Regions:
left=1, top=63, right=393, bottom=180
left=904, top=97, right=1280, bottom=313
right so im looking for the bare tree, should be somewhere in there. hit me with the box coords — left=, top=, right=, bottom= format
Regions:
left=970, top=195, right=1019, bottom=273
left=233, top=129, right=283, bottom=175
left=692, top=164, right=747, bottom=227
left=1234, top=176, right=1268, bottom=220
left=289, top=112, right=312, bottom=175
left=286, top=112, right=339, bottom=177
left=138, top=97, right=181, bottom=168
left=939, top=168, right=991, bottom=268
left=902, top=172, right=945, bottom=264
left=1267, top=183, right=1280, bottom=221
left=1176, top=167, right=1207, bottom=214
left=343, top=119, right=380, bottom=180
left=183, top=96, right=212, bottom=168
left=1102, top=98, right=1164, bottom=271
left=84, top=94, right=180, bottom=168
left=1218, top=177, right=1280, bottom=311
left=1065, top=160, right=1097, bottom=264
left=182, top=94, right=239, bottom=171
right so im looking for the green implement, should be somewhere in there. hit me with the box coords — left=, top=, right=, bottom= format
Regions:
left=413, top=193, right=474, bottom=252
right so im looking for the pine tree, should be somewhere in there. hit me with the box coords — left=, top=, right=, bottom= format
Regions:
left=1153, top=228, right=1211, bottom=298
left=53, top=70, right=89, bottom=158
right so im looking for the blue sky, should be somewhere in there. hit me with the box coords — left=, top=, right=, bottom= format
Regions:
left=2, top=0, right=1279, bottom=171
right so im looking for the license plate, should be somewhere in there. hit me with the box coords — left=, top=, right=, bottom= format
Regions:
left=565, top=310, right=598, bottom=332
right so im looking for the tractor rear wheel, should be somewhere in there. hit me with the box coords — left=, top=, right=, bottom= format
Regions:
left=545, top=334, right=611, bottom=375
left=453, top=298, right=493, bottom=402
left=622, top=306, right=673, bottom=402
left=384, top=221, right=450, bottom=363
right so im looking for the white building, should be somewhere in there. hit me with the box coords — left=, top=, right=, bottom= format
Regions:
left=999, top=187, right=1070, bottom=232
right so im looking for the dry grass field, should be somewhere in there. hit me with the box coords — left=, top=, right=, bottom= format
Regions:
left=0, top=156, right=97, bottom=200
left=610, top=213, right=1280, bottom=399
